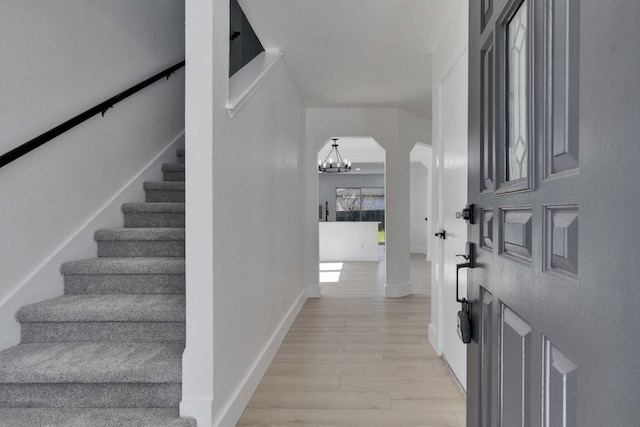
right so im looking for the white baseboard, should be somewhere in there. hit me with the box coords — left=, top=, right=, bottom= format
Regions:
left=384, top=282, right=412, bottom=298
left=410, top=246, right=426, bottom=254
left=428, top=323, right=442, bottom=355
left=179, top=399, right=213, bottom=427
left=211, top=291, right=306, bottom=427
left=0, top=132, right=185, bottom=352
left=307, top=283, right=321, bottom=298
left=442, top=354, right=467, bottom=395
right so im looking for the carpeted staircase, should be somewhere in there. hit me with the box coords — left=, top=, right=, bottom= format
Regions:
left=0, top=149, right=194, bottom=426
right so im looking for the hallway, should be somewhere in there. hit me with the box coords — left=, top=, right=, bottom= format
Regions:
left=238, top=254, right=466, bottom=426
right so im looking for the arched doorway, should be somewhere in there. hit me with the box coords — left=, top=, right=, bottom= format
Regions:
left=317, top=137, right=386, bottom=297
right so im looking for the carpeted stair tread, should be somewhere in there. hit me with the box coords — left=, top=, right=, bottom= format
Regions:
left=64, top=275, right=185, bottom=295
left=0, top=342, right=182, bottom=383
left=61, top=257, right=185, bottom=275
left=161, top=163, right=185, bottom=173
left=0, top=408, right=195, bottom=426
left=95, top=228, right=185, bottom=241
left=121, top=202, right=185, bottom=213
left=17, top=295, right=185, bottom=323
left=143, top=181, right=185, bottom=191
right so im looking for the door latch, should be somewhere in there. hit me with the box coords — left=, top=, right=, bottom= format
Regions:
left=455, top=242, right=475, bottom=344
left=455, top=204, right=475, bottom=224
left=434, top=230, right=446, bottom=239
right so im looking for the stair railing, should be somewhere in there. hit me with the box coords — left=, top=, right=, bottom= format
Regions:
left=0, top=60, right=185, bottom=169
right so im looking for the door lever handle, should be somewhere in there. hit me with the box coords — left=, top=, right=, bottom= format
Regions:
left=434, top=230, right=446, bottom=239
left=455, top=242, right=476, bottom=303
left=456, top=242, right=476, bottom=345
left=456, top=262, right=472, bottom=303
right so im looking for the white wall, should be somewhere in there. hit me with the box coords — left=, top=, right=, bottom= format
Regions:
left=0, top=1, right=185, bottom=350
left=319, top=222, right=379, bottom=262
left=183, top=1, right=306, bottom=425
left=428, top=0, right=469, bottom=387
left=410, top=162, right=428, bottom=254
left=306, top=108, right=430, bottom=298
left=319, top=173, right=384, bottom=222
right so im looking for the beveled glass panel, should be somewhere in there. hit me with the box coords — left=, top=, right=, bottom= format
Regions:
left=506, top=1, right=528, bottom=181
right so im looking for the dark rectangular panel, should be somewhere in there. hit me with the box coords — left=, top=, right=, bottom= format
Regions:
left=481, top=39, right=495, bottom=192
left=500, top=208, right=532, bottom=261
left=480, top=288, right=494, bottom=427
left=482, top=0, right=493, bottom=32
left=543, top=337, right=577, bottom=427
left=500, top=304, right=531, bottom=427
left=545, top=0, right=579, bottom=175
left=545, top=205, right=579, bottom=276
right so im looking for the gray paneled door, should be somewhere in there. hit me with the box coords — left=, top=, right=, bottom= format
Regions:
left=467, top=1, right=640, bottom=426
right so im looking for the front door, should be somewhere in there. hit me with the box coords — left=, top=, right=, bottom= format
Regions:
left=467, top=1, right=639, bottom=426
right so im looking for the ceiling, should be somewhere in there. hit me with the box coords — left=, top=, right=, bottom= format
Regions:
left=239, top=0, right=458, bottom=118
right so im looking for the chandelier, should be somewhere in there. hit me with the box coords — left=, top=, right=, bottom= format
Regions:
left=318, top=138, right=352, bottom=173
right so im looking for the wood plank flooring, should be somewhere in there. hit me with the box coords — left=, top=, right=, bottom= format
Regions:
left=238, top=252, right=466, bottom=426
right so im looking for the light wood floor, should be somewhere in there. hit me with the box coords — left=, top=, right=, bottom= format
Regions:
left=237, top=251, right=466, bottom=426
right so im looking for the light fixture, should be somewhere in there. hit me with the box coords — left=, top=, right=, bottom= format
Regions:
left=318, top=138, right=352, bottom=173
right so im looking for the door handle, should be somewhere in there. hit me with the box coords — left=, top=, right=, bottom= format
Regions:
left=455, top=242, right=476, bottom=303
left=455, top=242, right=475, bottom=344
left=455, top=204, right=475, bottom=224
left=434, top=230, right=446, bottom=239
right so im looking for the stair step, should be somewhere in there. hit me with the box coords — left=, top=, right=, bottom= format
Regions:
left=0, top=408, right=195, bottom=427
left=122, top=203, right=185, bottom=228
left=95, top=228, right=185, bottom=257
left=62, top=257, right=185, bottom=276
left=162, top=163, right=184, bottom=182
left=177, top=148, right=185, bottom=164
left=0, top=382, right=181, bottom=409
left=144, top=181, right=185, bottom=202
left=18, top=295, right=185, bottom=322
left=65, top=274, right=185, bottom=295
left=18, top=295, right=185, bottom=343
left=20, top=321, right=185, bottom=344
left=0, top=342, right=183, bottom=408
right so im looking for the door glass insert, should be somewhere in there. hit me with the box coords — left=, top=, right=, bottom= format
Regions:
left=506, top=1, right=528, bottom=181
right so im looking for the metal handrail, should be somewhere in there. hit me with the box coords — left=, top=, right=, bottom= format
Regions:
left=0, top=60, right=185, bottom=169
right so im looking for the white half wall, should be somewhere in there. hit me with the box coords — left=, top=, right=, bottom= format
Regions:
left=319, top=222, right=380, bottom=262
left=428, top=0, right=469, bottom=387
left=0, top=1, right=185, bottom=350
left=182, top=1, right=306, bottom=425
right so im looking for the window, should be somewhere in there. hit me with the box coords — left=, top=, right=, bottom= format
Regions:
left=506, top=0, right=528, bottom=181
left=335, top=187, right=385, bottom=224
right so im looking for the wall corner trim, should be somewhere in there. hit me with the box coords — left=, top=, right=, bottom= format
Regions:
left=225, top=50, right=284, bottom=118
left=384, top=282, right=412, bottom=298
left=428, top=323, right=442, bottom=355
left=212, top=290, right=306, bottom=427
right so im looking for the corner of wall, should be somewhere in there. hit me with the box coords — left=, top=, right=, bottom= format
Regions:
left=428, top=323, right=442, bottom=355
left=211, top=291, right=306, bottom=427
left=384, top=282, right=413, bottom=298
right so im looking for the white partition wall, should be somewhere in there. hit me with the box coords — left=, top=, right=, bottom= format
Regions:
left=319, top=222, right=380, bottom=262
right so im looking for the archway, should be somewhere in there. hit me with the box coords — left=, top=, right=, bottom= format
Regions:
left=317, top=137, right=386, bottom=297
